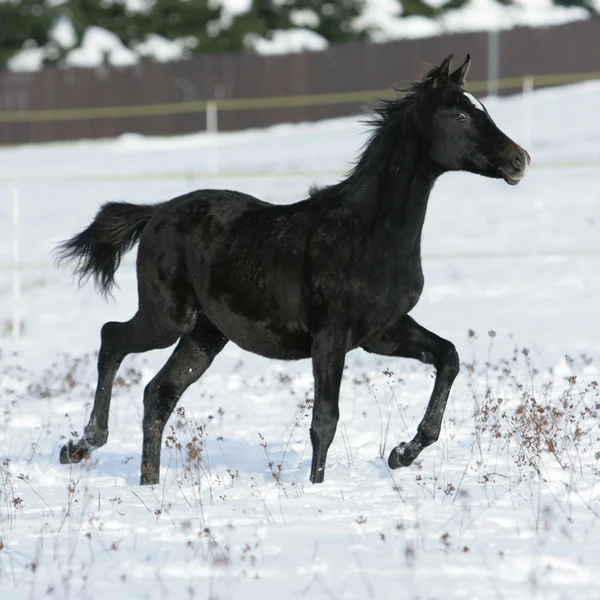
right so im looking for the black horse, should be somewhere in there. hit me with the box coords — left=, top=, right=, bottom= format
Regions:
left=56, top=54, right=529, bottom=486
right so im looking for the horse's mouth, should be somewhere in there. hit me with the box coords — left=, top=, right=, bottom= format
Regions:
left=499, top=169, right=523, bottom=186
left=498, top=150, right=529, bottom=186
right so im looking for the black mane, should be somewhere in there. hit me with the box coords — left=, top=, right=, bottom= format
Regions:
left=308, top=62, right=448, bottom=203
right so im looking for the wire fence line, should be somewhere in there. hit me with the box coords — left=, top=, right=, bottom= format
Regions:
left=0, top=70, right=598, bottom=127
left=0, top=160, right=599, bottom=186
left=2, top=161, right=599, bottom=272
left=2, top=248, right=600, bottom=273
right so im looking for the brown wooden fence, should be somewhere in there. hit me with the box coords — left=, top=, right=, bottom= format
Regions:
left=0, top=19, right=599, bottom=145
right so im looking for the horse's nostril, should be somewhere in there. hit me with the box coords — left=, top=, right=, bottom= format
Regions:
left=513, top=153, right=524, bottom=171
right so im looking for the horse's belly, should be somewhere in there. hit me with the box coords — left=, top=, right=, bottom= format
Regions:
left=204, top=307, right=311, bottom=360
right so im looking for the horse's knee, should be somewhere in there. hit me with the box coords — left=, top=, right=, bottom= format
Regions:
left=311, top=403, right=339, bottom=431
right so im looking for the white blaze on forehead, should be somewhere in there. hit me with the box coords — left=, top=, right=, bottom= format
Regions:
left=463, top=91, right=485, bottom=112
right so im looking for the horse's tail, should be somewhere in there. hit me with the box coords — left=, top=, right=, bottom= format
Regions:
left=55, top=201, right=161, bottom=298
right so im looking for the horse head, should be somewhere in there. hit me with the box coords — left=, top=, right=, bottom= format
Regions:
left=414, top=54, right=530, bottom=185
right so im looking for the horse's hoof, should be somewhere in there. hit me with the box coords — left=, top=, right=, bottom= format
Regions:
left=388, top=443, right=414, bottom=469
left=59, top=441, right=88, bottom=464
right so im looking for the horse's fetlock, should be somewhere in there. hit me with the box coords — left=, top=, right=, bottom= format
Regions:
left=83, top=426, right=108, bottom=447
left=418, top=425, right=439, bottom=446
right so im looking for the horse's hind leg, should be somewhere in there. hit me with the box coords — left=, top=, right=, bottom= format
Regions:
left=140, top=314, right=227, bottom=485
left=59, top=309, right=191, bottom=465
left=59, top=224, right=201, bottom=468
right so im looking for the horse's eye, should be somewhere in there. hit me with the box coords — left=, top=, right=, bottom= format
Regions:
left=454, top=112, right=467, bottom=122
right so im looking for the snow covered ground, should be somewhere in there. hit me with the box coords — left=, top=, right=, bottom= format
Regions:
left=0, top=81, right=599, bottom=599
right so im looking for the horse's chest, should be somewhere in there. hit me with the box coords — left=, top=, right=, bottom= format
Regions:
left=370, top=266, right=423, bottom=314
left=345, top=260, right=425, bottom=336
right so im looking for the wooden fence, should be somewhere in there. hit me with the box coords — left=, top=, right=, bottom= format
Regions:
left=0, top=19, right=599, bottom=145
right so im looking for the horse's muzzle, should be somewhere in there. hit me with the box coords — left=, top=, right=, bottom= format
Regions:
left=500, top=146, right=531, bottom=185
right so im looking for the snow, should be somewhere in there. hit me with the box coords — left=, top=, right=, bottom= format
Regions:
left=6, top=46, right=47, bottom=73
left=290, top=8, right=321, bottom=29
left=51, top=17, right=77, bottom=49
left=252, top=28, right=328, bottom=54
left=134, top=34, right=195, bottom=63
left=66, top=27, right=140, bottom=69
left=6, top=0, right=600, bottom=71
left=0, top=81, right=599, bottom=598
left=353, top=0, right=600, bottom=42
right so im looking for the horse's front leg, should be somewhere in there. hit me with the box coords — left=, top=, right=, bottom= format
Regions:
left=363, top=315, right=460, bottom=469
left=309, top=334, right=347, bottom=483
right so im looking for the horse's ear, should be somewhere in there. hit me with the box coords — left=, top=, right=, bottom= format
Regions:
left=449, top=54, right=471, bottom=88
left=431, top=54, right=453, bottom=88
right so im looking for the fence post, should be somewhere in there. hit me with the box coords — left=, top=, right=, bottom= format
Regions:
left=12, top=181, right=21, bottom=341
left=521, top=75, right=534, bottom=151
left=206, top=101, right=218, bottom=134
left=487, top=29, right=500, bottom=98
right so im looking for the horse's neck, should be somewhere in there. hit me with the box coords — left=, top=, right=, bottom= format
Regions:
left=350, top=127, right=439, bottom=256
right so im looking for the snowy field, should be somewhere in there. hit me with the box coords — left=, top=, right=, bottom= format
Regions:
left=0, top=82, right=599, bottom=599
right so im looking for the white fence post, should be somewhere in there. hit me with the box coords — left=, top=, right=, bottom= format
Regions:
left=487, top=29, right=500, bottom=98
left=12, top=181, right=21, bottom=341
left=521, top=75, right=534, bottom=151
left=206, top=101, right=218, bottom=134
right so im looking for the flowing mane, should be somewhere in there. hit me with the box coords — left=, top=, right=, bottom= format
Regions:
left=308, top=61, right=451, bottom=204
